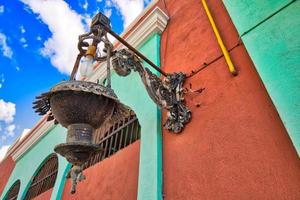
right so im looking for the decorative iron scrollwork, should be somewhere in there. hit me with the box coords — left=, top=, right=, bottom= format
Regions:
left=70, top=165, right=85, bottom=194
left=32, top=11, right=194, bottom=195
left=112, top=49, right=191, bottom=133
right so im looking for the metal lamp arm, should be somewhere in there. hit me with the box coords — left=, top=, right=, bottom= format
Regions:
left=112, top=49, right=191, bottom=133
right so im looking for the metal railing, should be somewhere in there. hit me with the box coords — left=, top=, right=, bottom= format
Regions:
left=83, top=113, right=141, bottom=169
left=24, top=154, right=58, bottom=200
left=4, top=180, right=20, bottom=200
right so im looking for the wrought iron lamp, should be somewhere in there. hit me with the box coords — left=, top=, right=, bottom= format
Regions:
left=33, top=12, right=191, bottom=193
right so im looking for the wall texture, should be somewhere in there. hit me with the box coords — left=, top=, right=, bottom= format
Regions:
left=61, top=142, right=140, bottom=200
left=0, top=156, right=15, bottom=195
left=32, top=188, right=53, bottom=200
left=159, top=0, right=300, bottom=199
left=0, top=125, right=69, bottom=200
left=223, top=0, right=300, bottom=154
left=1, top=1, right=299, bottom=200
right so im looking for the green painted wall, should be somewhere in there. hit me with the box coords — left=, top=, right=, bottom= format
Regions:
left=223, top=0, right=300, bottom=154
left=0, top=125, right=70, bottom=200
left=111, top=33, right=162, bottom=200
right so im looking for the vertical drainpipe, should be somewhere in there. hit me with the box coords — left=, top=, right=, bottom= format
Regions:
left=201, top=0, right=238, bottom=76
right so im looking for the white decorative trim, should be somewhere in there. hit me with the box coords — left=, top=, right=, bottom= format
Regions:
left=120, top=0, right=159, bottom=38
left=11, top=121, right=54, bottom=161
left=6, top=5, right=169, bottom=162
left=121, top=7, right=169, bottom=49
left=89, top=7, right=169, bottom=83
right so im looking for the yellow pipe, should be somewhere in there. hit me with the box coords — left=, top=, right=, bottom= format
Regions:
left=201, top=0, right=238, bottom=76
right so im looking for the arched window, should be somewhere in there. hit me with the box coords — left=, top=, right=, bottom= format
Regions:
left=83, top=112, right=141, bottom=169
left=24, top=154, right=58, bottom=200
left=4, top=180, right=20, bottom=200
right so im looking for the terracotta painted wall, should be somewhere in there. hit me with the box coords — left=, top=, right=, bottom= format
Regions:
left=32, top=188, right=53, bottom=200
left=159, top=0, right=300, bottom=199
left=0, top=156, right=15, bottom=195
left=0, top=125, right=69, bottom=200
left=61, top=142, right=140, bottom=200
left=223, top=0, right=300, bottom=154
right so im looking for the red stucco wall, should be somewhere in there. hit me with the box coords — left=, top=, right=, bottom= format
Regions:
left=0, top=156, right=15, bottom=195
left=61, top=141, right=140, bottom=200
left=33, top=188, right=53, bottom=200
left=160, top=0, right=300, bottom=199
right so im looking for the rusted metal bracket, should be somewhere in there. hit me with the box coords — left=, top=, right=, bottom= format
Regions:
left=69, top=12, right=192, bottom=133
left=33, top=11, right=194, bottom=195
left=112, top=49, right=191, bottom=133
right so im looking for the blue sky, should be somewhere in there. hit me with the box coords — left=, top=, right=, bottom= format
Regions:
left=0, top=0, right=150, bottom=160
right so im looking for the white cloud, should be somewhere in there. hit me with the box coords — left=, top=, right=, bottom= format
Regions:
left=0, top=74, right=4, bottom=89
left=20, top=128, right=30, bottom=140
left=16, top=66, right=20, bottom=71
left=20, top=37, right=26, bottom=43
left=20, top=0, right=86, bottom=74
left=5, top=124, right=16, bottom=137
left=0, top=32, right=13, bottom=59
left=104, top=8, right=112, bottom=18
left=0, top=145, right=10, bottom=161
left=20, top=38, right=26, bottom=43
left=82, top=0, right=88, bottom=11
left=20, top=35, right=28, bottom=48
left=82, top=14, right=92, bottom=32
left=110, top=0, right=144, bottom=28
left=1, top=135, right=7, bottom=142
left=36, top=36, right=42, bottom=41
left=105, top=0, right=112, bottom=7
left=20, top=25, right=26, bottom=33
left=0, top=99, right=16, bottom=124
left=0, top=5, right=4, bottom=13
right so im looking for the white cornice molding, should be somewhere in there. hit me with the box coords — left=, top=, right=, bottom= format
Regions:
left=6, top=5, right=169, bottom=162
left=10, top=120, right=54, bottom=161
left=120, top=6, right=169, bottom=49
left=90, top=6, right=169, bottom=82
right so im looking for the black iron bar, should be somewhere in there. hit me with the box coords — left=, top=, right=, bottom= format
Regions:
left=107, top=136, right=113, bottom=157
left=28, top=170, right=58, bottom=188
left=101, top=139, right=109, bottom=160
left=135, top=122, right=140, bottom=140
left=113, top=128, right=120, bottom=153
left=106, top=28, right=168, bottom=77
left=100, top=117, right=137, bottom=141
left=129, top=122, right=135, bottom=144
left=118, top=120, right=125, bottom=150
left=83, top=116, right=141, bottom=170
left=123, top=122, right=130, bottom=149
left=70, top=54, right=83, bottom=80
left=25, top=155, right=58, bottom=200
left=106, top=43, right=112, bottom=87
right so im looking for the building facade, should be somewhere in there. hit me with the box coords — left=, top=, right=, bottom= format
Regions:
left=1, top=0, right=300, bottom=200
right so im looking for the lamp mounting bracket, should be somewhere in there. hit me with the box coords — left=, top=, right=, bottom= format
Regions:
left=112, top=49, right=191, bottom=133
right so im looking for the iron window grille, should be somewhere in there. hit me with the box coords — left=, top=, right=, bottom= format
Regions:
left=83, top=112, right=141, bottom=169
left=24, top=154, right=58, bottom=200
left=4, top=180, right=20, bottom=200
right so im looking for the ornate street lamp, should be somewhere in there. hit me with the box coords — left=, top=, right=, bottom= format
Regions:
left=33, top=12, right=191, bottom=193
